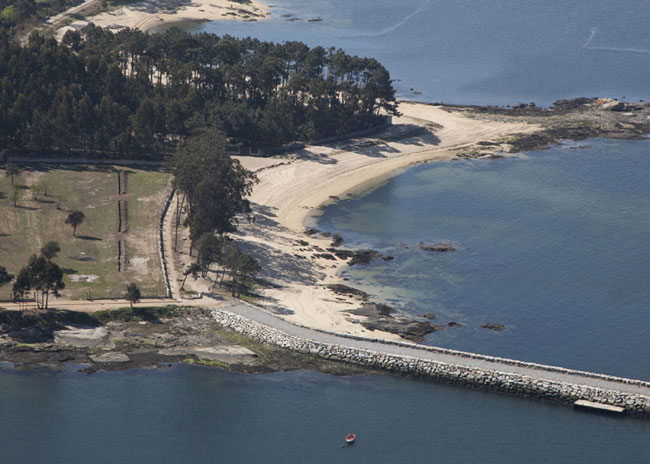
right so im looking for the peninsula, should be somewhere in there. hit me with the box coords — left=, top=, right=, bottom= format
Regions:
left=2, top=11, right=650, bottom=418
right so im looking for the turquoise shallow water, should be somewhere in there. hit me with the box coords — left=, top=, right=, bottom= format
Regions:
left=318, top=139, right=650, bottom=380
left=198, top=0, right=650, bottom=106
left=2, top=363, right=650, bottom=463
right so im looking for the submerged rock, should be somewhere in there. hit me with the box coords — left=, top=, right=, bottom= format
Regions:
left=481, top=323, right=505, bottom=331
left=418, top=242, right=456, bottom=252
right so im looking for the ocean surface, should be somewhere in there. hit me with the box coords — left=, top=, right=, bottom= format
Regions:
left=2, top=363, right=650, bottom=463
left=5, top=1, right=650, bottom=459
left=197, top=0, right=650, bottom=106
left=318, top=139, right=650, bottom=380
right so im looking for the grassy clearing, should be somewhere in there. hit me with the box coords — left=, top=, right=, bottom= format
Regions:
left=0, top=165, right=171, bottom=301
left=92, top=305, right=185, bottom=324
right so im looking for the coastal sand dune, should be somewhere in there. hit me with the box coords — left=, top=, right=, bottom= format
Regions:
left=55, top=0, right=268, bottom=39
left=233, top=103, right=540, bottom=339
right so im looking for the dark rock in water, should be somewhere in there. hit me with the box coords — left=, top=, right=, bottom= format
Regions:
left=330, top=234, right=343, bottom=247
left=362, top=319, right=444, bottom=342
left=418, top=242, right=455, bottom=252
left=447, top=321, right=463, bottom=328
left=327, top=248, right=354, bottom=260
left=314, top=253, right=336, bottom=261
left=307, top=17, right=323, bottom=22
left=350, top=303, right=444, bottom=341
left=327, top=284, right=368, bottom=300
left=349, top=250, right=380, bottom=265
left=353, top=303, right=395, bottom=317
left=481, top=323, right=505, bottom=331
left=552, top=97, right=595, bottom=110
left=381, top=255, right=394, bottom=261
left=304, top=227, right=319, bottom=236
left=420, top=313, right=436, bottom=320
left=295, top=240, right=309, bottom=247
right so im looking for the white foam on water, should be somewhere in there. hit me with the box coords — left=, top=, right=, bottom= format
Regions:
left=583, top=28, right=650, bottom=54
left=344, top=0, right=432, bottom=39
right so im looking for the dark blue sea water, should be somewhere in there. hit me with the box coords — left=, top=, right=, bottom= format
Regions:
left=318, top=139, right=650, bottom=380
left=4, top=1, right=650, bottom=458
left=197, top=0, right=650, bottom=106
left=2, top=363, right=650, bottom=464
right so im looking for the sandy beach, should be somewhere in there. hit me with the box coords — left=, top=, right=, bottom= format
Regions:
left=54, top=0, right=268, bottom=40
left=231, top=103, right=540, bottom=340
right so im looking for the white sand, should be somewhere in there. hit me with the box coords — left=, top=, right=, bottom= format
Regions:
left=55, top=0, right=268, bottom=39
left=233, top=103, right=540, bottom=339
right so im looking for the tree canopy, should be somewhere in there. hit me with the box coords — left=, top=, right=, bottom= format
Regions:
left=40, top=240, right=61, bottom=259
left=12, top=254, right=65, bottom=308
left=173, top=130, right=256, bottom=239
left=0, top=265, right=13, bottom=287
left=65, top=210, right=84, bottom=236
left=0, top=26, right=398, bottom=159
left=125, top=282, right=141, bottom=308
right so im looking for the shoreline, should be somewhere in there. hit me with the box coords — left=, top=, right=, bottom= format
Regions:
left=53, top=0, right=269, bottom=40
left=232, top=98, right=650, bottom=341
left=232, top=102, right=540, bottom=340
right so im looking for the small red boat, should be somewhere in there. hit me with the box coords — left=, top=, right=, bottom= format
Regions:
left=345, top=433, right=356, bottom=444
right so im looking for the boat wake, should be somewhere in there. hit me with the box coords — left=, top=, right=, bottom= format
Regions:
left=344, top=0, right=431, bottom=39
left=582, top=28, right=650, bottom=55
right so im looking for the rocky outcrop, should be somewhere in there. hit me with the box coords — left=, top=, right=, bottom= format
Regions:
left=327, top=284, right=369, bottom=300
left=595, top=98, right=626, bottom=112
left=54, top=327, right=110, bottom=348
left=350, top=303, right=444, bottom=342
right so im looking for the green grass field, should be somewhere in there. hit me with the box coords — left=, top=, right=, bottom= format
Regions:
left=0, top=165, right=172, bottom=301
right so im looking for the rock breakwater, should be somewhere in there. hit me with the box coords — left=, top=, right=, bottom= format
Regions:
left=211, top=308, right=650, bottom=418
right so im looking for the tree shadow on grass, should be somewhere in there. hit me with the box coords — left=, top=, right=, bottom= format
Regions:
left=15, top=205, right=38, bottom=211
left=76, top=235, right=102, bottom=241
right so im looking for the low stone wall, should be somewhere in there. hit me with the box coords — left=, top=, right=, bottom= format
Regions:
left=158, top=187, right=175, bottom=299
left=211, top=309, right=650, bottom=418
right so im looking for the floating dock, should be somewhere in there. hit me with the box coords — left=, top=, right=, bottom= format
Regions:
left=574, top=400, right=625, bottom=415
